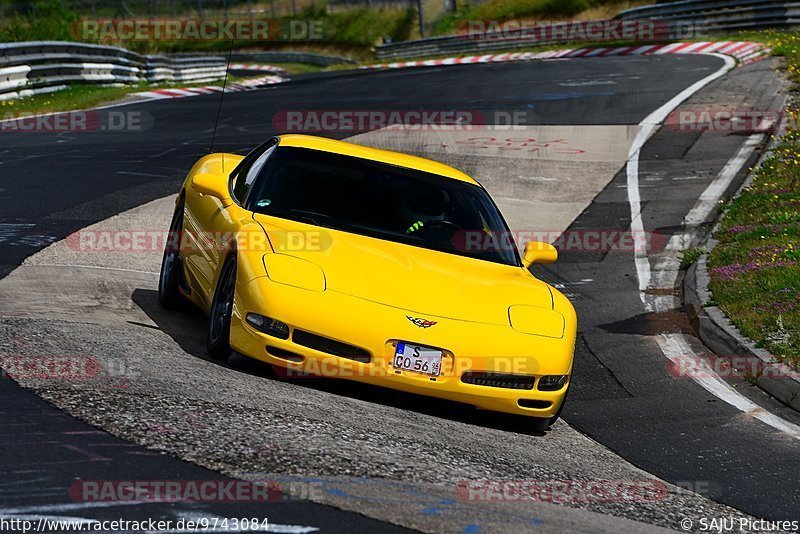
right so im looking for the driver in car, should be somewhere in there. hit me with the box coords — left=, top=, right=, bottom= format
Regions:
left=402, top=185, right=451, bottom=235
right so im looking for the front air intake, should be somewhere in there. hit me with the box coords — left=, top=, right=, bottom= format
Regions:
left=461, top=372, right=536, bottom=390
left=292, top=330, right=371, bottom=363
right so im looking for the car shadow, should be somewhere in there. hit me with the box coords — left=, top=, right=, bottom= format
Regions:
left=132, top=288, right=548, bottom=436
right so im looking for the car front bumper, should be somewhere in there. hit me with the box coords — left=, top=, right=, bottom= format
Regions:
left=230, top=276, right=575, bottom=418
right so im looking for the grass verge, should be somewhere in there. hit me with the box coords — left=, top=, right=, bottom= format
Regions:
left=679, top=247, right=705, bottom=269
left=707, top=31, right=800, bottom=368
left=262, top=62, right=326, bottom=75
left=1, top=85, right=141, bottom=115
left=0, top=67, right=296, bottom=115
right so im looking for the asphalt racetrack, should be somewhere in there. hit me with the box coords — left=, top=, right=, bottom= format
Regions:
left=1, top=53, right=799, bottom=532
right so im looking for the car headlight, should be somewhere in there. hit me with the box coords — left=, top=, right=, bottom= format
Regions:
left=538, top=375, right=568, bottom=391
left=246, top=313, right=290, bottom=339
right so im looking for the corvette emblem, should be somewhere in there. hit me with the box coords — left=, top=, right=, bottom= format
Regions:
left=407, top=316, right=437, bottom=328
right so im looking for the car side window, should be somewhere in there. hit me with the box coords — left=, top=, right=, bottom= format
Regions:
left=230, top=140, right=278, bottom=204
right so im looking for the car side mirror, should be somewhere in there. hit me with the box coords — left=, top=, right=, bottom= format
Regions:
left=192, top=173, right=232, bottom=205
left=522, top=241, right=558, bottom=268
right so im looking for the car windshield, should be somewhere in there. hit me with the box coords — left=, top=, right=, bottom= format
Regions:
left=245, top=146, right=520, bottom=267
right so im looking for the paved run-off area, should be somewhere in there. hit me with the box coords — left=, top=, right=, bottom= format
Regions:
left=0, top=53, right=798, bottom=532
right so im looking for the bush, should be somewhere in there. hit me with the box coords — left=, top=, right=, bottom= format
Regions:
left=325, top=8, right=414, bottom=47
left=0, top=0, right=79, bottom=41
left=434, top=0, right=622, bottom=36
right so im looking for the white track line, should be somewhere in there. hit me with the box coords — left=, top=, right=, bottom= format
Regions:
left=626, top=53, right=736, bottom=309
left=657, top=333, right=800, bottom=439
left=649, top=132, right=764, bottom=311
left=666, top=132, right=764, bottom=252
left=630, top=56, right=800, bottom=438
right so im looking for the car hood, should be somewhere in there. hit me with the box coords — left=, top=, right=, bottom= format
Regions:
left=254, top=214, right=553, bottom=325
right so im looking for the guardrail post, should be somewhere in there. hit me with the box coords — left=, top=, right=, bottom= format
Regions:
left=417, top=0, right=425, bottom=38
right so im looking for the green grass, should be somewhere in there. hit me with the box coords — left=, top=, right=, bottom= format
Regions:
left=0, top=0, right=411, bottom=56
left=262, top=62, right=326, bottom=75
left=322, top=7, right=414, bottom=47
left=0, top=85, right=144, bottom=114
left=707, top=136, right=800, bottom=369
left=0, top=0, right=77, bottom=42
left=704, top=31, right=800, bottom=369
left=679, top=247, right=705, bottom=269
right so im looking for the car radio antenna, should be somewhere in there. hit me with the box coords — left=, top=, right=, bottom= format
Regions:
left=209, top=39, right=235, bottom=161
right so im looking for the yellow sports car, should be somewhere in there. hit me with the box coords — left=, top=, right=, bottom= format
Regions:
left=159, top=134, right=576, bottom=429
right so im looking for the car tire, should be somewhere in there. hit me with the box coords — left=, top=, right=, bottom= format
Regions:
left=207, top=254, right=237, bottom=361
left=530, top=383, right=570, bottom=433
left=158, top=197, right=186, bottom=309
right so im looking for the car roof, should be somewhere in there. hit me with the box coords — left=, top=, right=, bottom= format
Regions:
left=278, top=134, right=479, bottom=186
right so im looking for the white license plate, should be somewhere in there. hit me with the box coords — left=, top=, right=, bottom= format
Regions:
left=393, top=342, right=442, bottom=376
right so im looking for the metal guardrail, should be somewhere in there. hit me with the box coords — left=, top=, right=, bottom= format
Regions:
left=376, top=0, right=799, bottom=61
left=615, top=0, right=800, bottom=33
left=228, top=51, right=356, bottom=66
left=374, top=22, right=697, bottom=60
left=0, top=41, right=227, bottom=100
left=144, top=55, right=227, bottom=84
left=375, top=33, right=552, bottom=61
